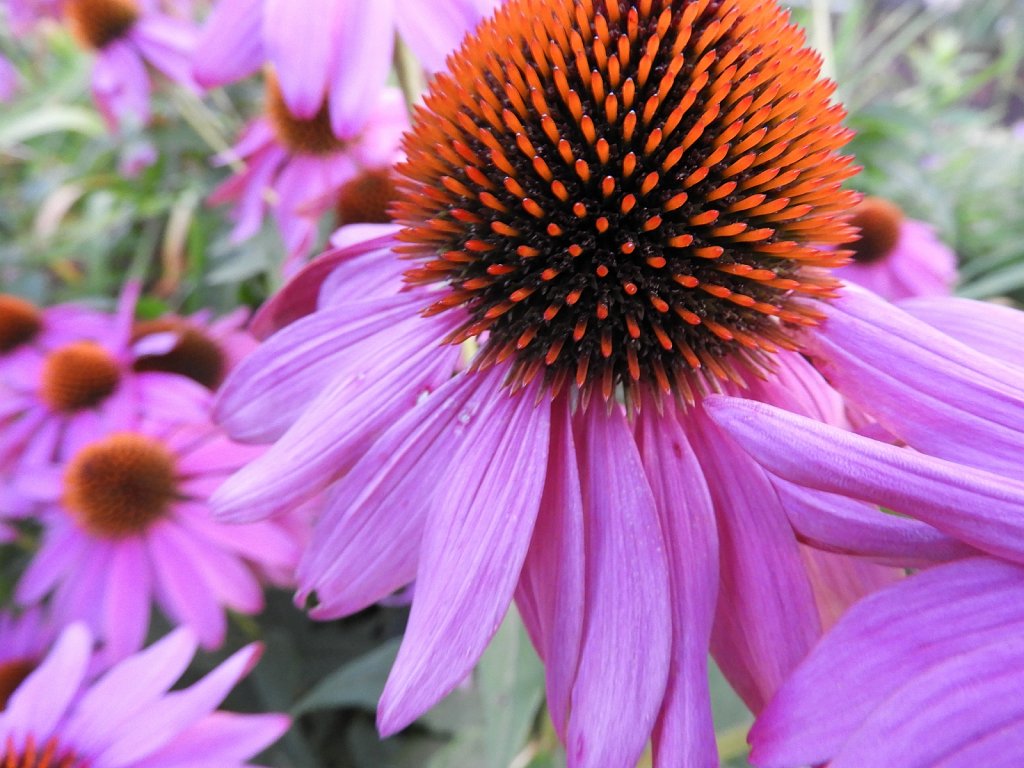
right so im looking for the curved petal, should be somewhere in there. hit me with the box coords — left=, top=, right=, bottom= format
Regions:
left=377, top=376, right=550, bottom=736
left=566, top=405, right=672, bottom=768
left=805, top=286, right=1024, bottom=476
left=900, top=295, right=1024, bottom=369
left=636, top=401, right=719, bottom=768
left=328, top=0, right=395, bottom=140
left=263, top=0, right=342, bottom=119
left=514, top=395, right=584, bottom=740
left=393, top=0, right=484, bottom=71
left=706, top=396, right=1024, bottom=565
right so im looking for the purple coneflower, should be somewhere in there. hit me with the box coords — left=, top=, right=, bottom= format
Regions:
left=750, top=556, right=1024, bottom=768
left=834, top=196, right=957, bottom=300
left=12, top=413, right=299, bottom=663
left=193, top=0, right=497, bottom=139
left=209, top=81, right=408, bottom=274
left=0, top=623, right=288, bottom=767
left=209, top=0, right=1002, bottom=764
left=62, top=0, right=198, bottom=130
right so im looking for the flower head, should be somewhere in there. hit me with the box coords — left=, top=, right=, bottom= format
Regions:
left=0, top=623, right=288, bottom=767
left=62, top=0, right=199, bottom=130
left=15, top=414, right=299, bottom=663
left=834, top=196, right=957, bottom=300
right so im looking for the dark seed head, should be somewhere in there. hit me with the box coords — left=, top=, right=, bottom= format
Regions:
left=394, top=0, right=858, bottom=405
left=848, top=196, right=904, bottom=265
left=40, top=342, right=121, bottom=412
left=132, top=318, right=228, bottom=390
left=64, top=0, right=139, bottom=49
left=265, top=72, right=347, bottom=156
left=0, top=295, right=43, bottom=354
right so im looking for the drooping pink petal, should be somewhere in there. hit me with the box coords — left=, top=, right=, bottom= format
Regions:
left=91, top=42, right=150, bottom=130
left=263, top=0, right=342, bottom=119
left=687, top=406, right=821, bottom=714
left=328, top=0, right=395, bottom=140
left=514, top=395, right=584, bottom=740
left=900, top=295, right=1024, bottom=368
left=248, top=230, right=401, bottom=337
left=636, top=401, right=719, bottom=768
left=706, top=396, right=1024, bottom=564
left=750, top=558, right=1024, bottom=768
left=804, top=286, right=1024, bottom=476
left=192, top=0, right=264, bottom=87
left=101, top=537, right=152, bottom=661
left=777, top=480, right=979, bottom=567
left=128, top=711, right=290, bottom=765
left=566, top=404, right=671, bottom=768
left=797, top=546, right=900, bottom=630
left=132, top=15, right=198, bottom=90
left=377, top=376, right=551, bottom=736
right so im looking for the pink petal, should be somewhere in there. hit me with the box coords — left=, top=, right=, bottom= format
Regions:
left=328, top=0, right=395, bottom=139
left=900, top=295, right=1024, bottom=368
left=263, top=0, right=342, bottom=119
left=514, top=395, right=584, bottom=740
left=706, top=396, right=1024, bottom=565
left=566, top=405, right=671, bottom=768
left=687, top=406, right=822, bottom=714
left=636, top=401, right=719, bottom=768
left=377, top=376, right=551, bottom=736
left=393, top=0, right=483, bottom=71
left=805, top=286, right=1024, bottom=476
left=192, top=0, right=264, bottom=87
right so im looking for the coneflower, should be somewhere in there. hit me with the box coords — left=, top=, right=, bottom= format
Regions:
left=212, top=1, right=1019, bottom=765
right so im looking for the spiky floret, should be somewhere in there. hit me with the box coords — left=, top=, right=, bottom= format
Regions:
left=63, top=0, right=139, bottom=50
left=0, top=737, right=82, bottom=768
left=394, top=0, right=858, bottom=405
left=63, top=432, right=178, bottom=538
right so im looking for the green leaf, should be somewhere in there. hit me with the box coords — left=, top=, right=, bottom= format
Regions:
left=0, top=105, right=104, bottom=148
left=292, top=638, right=402, bottom=716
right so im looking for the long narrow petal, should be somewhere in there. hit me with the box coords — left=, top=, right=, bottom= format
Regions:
left=514, top=395, right=585, bottom=739
left=377, top=376, right=550, bottom=736
left=566, top=405, right=672, bottom=768
left=192, top=0, right=264, bottom=87
left=636, top=402, right=719, bottom=768
left=750, top=558, right=1024, bottom=768
left=805, top=286, right=1024, bottom=476
left=393, top=0, right=484, bottom=71
left=777, top=481, right=979, bottom=567
left=706, top=396, right=1024, bottom=564
left=687, top=406, right=821, bottom=714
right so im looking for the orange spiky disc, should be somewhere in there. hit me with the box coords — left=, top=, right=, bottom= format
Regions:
left=394, top=0, right=859, bottom=404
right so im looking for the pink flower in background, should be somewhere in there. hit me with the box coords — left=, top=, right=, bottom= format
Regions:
left=62, top=0, right=199, bottom=130
left=13, top=415, right=300, bottom=663
left=835, top=196, right=957, bottom=301
left=750, top=557, right=1024, bottom=768
left=193, top=0, right=497, bottom=139
left=4, top=0, right=62, bottom=32
left=209, top=81, right=409, bottom=274
left=0, top=623, right=289, bottom=767
left=0, top=287, right=209, bottom=490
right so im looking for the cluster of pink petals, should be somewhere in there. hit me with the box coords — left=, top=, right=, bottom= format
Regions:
left=750, top=557, right=1024, bottom=768
left=193, top=0, right=498, bottom=139
left=210, top=231, right=1010, bottom=767
left=82, top=1, right=200, bottom=131
left=0, top=623, right=288, bottom=767
left=209, top=90, right=409, bottom=274
left=836, top=215, right=958, bottom=301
